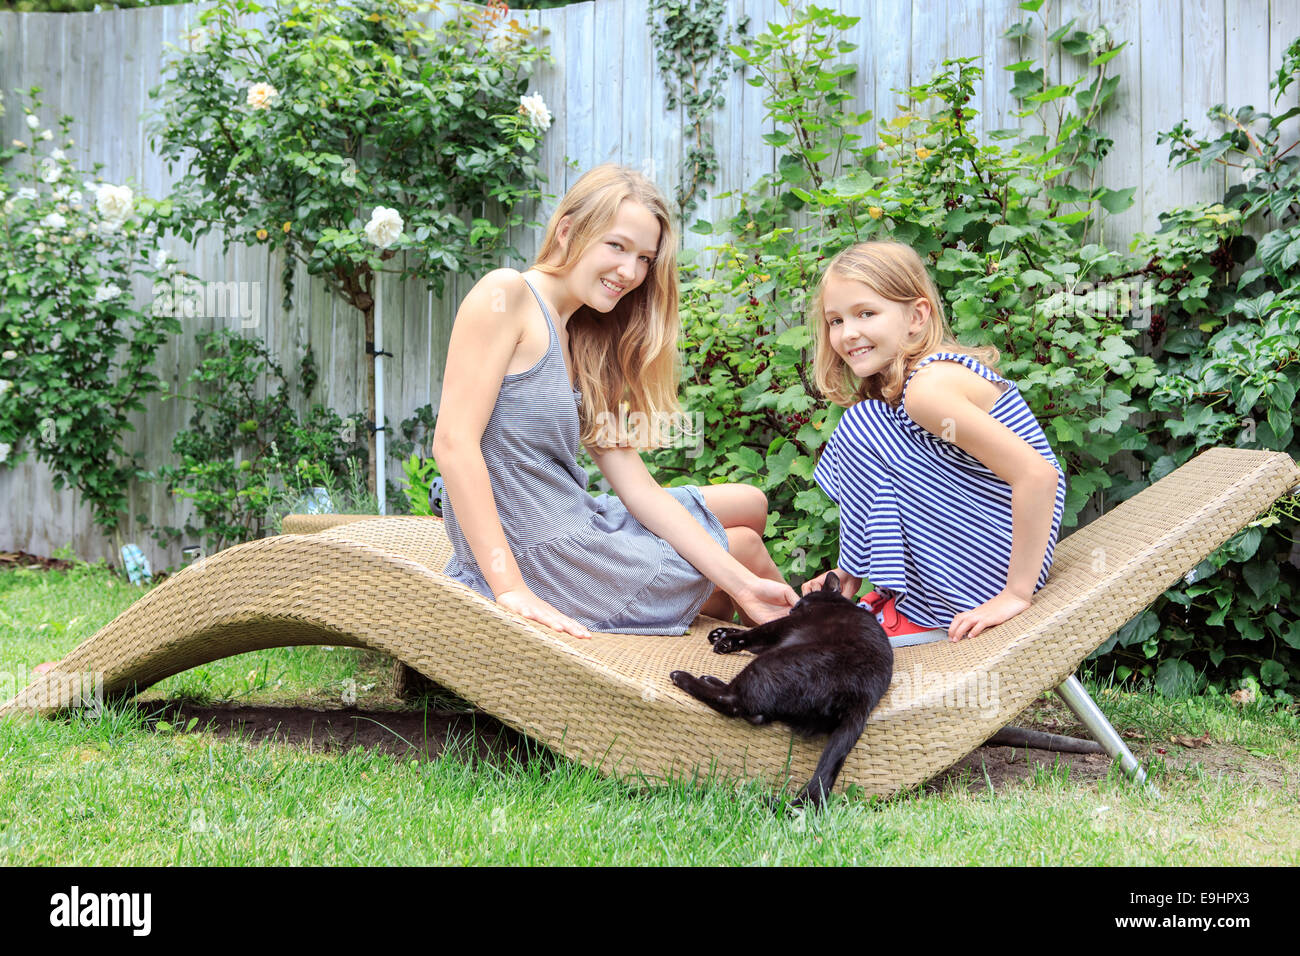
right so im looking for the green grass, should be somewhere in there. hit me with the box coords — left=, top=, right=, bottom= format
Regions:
left=2, top=561, right=1298, bottom=865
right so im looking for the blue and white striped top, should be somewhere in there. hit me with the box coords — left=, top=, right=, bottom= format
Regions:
left=813, top=351, right=1067, bottom=629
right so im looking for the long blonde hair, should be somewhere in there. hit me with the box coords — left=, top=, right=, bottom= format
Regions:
left=531, top=164, right=682, bottom=449
left=810, top=240, right=1000, bottom=408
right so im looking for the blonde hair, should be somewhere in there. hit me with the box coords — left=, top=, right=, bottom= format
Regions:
left=810, top=240, right=1000, bottom=408
left=531, top=164, right=682, bottom=449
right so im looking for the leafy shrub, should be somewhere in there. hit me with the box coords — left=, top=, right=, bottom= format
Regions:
left=0, top=90, right=178, bottom=536
left=1092, top=38, right=1300, bottom=701
left=148, top=328, right=365, bottom=554
left=652, top=1, right=1151, bottom=580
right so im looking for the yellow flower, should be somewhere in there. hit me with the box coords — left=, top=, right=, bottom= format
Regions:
left=256, top=228, right=269, bottom=240
left=367, top=12, right=380, bottom=21
left=757, top=273, right=770, bottom=281
left=868, top=206, right=884, bottom=220
left=282, top=221, right=292, bottom=233
left=916, top=147, right=932, bottom=160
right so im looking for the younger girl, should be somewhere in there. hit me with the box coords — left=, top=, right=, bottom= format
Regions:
left=433, top=165, right=798, bottom=638
left=802, top=241, right=1067, bottom=644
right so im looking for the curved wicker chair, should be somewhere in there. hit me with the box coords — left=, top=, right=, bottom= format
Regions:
left=3, top=447, right=1297, bottom=797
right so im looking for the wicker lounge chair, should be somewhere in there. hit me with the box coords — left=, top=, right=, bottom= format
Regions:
left=3, top=447, right=1297, bottom=797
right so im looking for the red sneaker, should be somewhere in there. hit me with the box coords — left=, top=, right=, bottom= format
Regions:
left=859, top=590, right=939, bottom=638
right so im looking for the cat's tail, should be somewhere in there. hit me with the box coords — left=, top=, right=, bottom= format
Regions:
left=795, top=704, right=871, bottom=809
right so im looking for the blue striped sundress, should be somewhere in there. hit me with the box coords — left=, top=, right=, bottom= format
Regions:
left=812, top=351, right=1067, bottom=629
left=441, top=277, right=730, bottom=635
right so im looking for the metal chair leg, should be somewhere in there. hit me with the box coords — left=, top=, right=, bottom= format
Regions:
left=1055, top=674, right=1157, bottom=792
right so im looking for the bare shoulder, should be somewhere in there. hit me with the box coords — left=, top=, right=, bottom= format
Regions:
left=906, top=356, right=987, bottom=398
left=457, top=267, right=532, bottom=321
left=904, top=356, right=1005, bottom=425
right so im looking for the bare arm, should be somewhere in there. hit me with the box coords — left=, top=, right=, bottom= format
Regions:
left=904, top=363, right=1061, bottom=640
left=589, top=445, right=799, bottom=624
left=432, top=269, right=590, bottom=637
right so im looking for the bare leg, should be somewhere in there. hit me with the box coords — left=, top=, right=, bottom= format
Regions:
left=694, top=485, right=788, bottom=624
left=697, top=483, right=768, bottom=535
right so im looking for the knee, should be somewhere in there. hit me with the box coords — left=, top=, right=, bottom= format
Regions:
left=727, top=526, right=767, bottom=567
left=736, top=484, right=768, bottom=533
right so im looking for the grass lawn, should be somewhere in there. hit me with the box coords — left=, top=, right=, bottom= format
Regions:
left=1, top=559, right=1297, bottom=866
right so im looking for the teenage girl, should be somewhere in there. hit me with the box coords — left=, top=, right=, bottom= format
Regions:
left=433, top=164, right=799, bottom=638
left=801, top=240, right=1067, bottom=644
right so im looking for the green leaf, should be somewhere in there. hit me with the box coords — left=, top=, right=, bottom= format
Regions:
left=988, top=224, right=1025, bottom=245
left=1260, top=660, right=1288, bottom=687
left=1097, top=187, right=1136, bottom=214
left=1089, top=42, right=1126, bottom=67
left=1241, top=560, right=1279, bottom=598
left=726, top=446, right=764, bottom=475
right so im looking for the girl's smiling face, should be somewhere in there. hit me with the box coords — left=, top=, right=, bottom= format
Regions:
left=822, top=274, right=930, bottom=377
left=563, top=199, right=661, bottom=311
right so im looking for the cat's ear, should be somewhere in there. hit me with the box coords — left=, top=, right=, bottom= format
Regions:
left=824, top=572, right=840, bottom=593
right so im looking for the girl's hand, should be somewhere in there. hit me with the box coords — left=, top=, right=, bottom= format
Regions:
left=734, top=578, right=800, bottom=625
left=948, top=590, right=1032, bottom=642
left=496, top=585, right=592, bottom=639
left=801, top=567, right=862, bottom=600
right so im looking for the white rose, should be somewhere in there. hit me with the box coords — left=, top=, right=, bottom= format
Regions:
left=0, top=380, right=11, bottom=396
left=142, top=221, right=157, bottom=238
left=51, top=148, right=66, bottom=162
left=35, top=242, right=46, bottom=254
left=74, top=228, right=86, bottom=240
left=246, top=82, right=280, bottom=110
left=517, top=92, right=552, bottom=132
left=40, top=159, right=62, bottom=183
left=1, top=350, right=16, bottom=360
left=40, top=212, right=67, bottom=230
left=153, top=249, right=175, bottom=274
left=53, top=184, right=69, bottom=201
left=10, top=140, right=26, bottom=149
left=0, top=443, right=10, bottom=465
left=96, top=184, right=134, bottom=222
left=94, top=283, right=123, bottom=303
left=40, top=129, right=52, bottom=141
left=2, top=201, right=12, bottom=216
left=25, top=114, right=38, bottom=130
left=363, top=206, right=404, bottom=249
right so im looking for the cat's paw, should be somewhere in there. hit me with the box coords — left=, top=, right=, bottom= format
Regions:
left=707, top=626, right=744, bottom=646
left=669, top=670, right=692, bottom=689
left=699, top=674, right=727, bottom=688
left=712, top=633, right=748, bottom=654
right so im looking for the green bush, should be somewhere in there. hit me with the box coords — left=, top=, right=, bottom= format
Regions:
left=0, top=90, right=178, bottom=537
left=1091, top=37, right=1300, bottom=702
left=652, top=1, right=1151, bottom=580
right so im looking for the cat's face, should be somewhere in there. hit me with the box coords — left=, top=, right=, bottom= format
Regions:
left=792, top=572, right=857, bottom=614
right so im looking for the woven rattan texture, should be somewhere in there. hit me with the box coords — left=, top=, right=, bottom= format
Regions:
left=4, top=448, right=1296, bottom=796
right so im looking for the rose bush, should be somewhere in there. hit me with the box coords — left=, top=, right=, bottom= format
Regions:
left=146, top=0, right=553, bottom=495
left=0, top=90, right=178, bottom=538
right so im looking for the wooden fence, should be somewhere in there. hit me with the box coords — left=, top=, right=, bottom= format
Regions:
left=1, top=0, right=1296, bottom=568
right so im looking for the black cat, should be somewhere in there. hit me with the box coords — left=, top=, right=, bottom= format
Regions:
left=670, top=572, right=894, bottom=809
